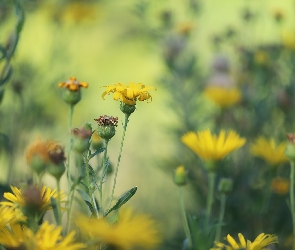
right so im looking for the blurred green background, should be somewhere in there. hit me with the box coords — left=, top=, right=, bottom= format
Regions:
left=2, top=0, right=295, bottom=247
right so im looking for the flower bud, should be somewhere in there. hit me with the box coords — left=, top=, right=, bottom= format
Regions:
left=94, top=115, right=118, bottom=141
left=285, top=133, right=295, bottom=161
left=29, top=155, right=47, bottom=177
left=61, top=88, right=81, bottom=105
left=173, top=165, right=187, bottom=186
left=47, top=145, right=66, bottom=180
left=72, top=125, right=92, bottom=154
left=218, top=178, right=233, bottom=194
left=120, top=102, right=136, bottom=115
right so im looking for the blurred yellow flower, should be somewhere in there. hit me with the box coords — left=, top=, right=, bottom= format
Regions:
left=0, top=186, right=66, bottom=212
left=181, top=129, right=246, bottom=161
left=204, top=86, right=241, bottom=108
left=76, top=208, right=161, bottom=249
left=271, top=177, right=289, bottom=195
left=254, top=51, right=269, bottom=65
left=0, top=206, right=26, bottom=229
left=211, top=233, right=278, bottom=250
left=58, top=77, right=88, bottom=91
left=282, top=30, right=295, bottom=50
left=0, top=221, right=85, bottom=250
left=250, top=137, right=288, bottom=166
left=102, top=82, right=156, bottom=105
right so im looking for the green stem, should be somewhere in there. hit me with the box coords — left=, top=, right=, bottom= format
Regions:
left=99, top=139, right=109, bottom=216
left=215, top=193, right=227, bottom=242
left=66, top=105, right=74, bottom=229
left=290, top=161, right=295, bottom=249
left=56, top=178, right=62, bottom=226
left=178, top=187, right=192, bottom=249
left=85, top=153, right=99, bottom=217
left=108, top=113, right=130, bottom=210
left=206, top=171, right=216, bottom=228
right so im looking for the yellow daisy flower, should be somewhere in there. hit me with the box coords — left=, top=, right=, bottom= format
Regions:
left=0, top=221, right=85, bottom=250
left=211, top=233, right=278, bottom=250
left=204, top=86, right=242, bottom=108
left=58, top=77, right=88, bottom=91
left=0, top=206, right=26, bottom=230
left=101, top=82, right=156, bottom=105
left=181, top=129, right=246, bottom=161
left=76, top=208, right=161, bottom=249
left=0, top=185, right=66, bottom=212
left=250, top=137, right=288, bottom=166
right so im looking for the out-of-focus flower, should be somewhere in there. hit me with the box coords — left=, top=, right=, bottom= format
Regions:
left=0, top=185, right=66, bottom=212
left=250, top=137, right=288, bottom=166
left=58, top=77, right=88, bottom=105
left=101, top=82, right=156, bottom=105
left=285, top=133, right=295, bottom=161
left=91, top=131, right=103, bottom=150
left=173, top=165, right=187, bottom=186
left=211, top=233, right=278, bottom=250
left=76, top=208, right=161, bottom=249
left=204, top=86, right=242, bottom=108
left=271, top=7, right=284, bottom=23
left=175, top=21, right=195, bottom=36
left=72, top=124, right=92, bottom=154
left=254, top=51, right=269, bottom=65
left=271, top=177, right=289, bottom=195
left=181, top=129, right=246, bottom=161
left=0, top=221, right=85, bottom=250
left=282, top=30, right=295, bottom=50
left=218, top=178, right=233, bottom=194
left=25, top=139, right=66, bottom=176
left=0, top=206, right=26, bottom=229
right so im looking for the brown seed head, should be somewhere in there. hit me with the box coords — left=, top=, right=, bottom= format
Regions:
left=94, top=115, right=118, bottom=127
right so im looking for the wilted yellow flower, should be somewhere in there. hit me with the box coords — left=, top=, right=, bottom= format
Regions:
left=0, top=221, right=85, bottom=250
left=204, top=86, right=241, bottom=108
left=271, top=177, right=289, bottom=195
left=76, top=208, right=161, bottom=249
left=58, top=77, right=88, bottom=91
left=0, top=186, right=66, bottom=212
left=181, top=129, right=246, bottom=161
left=250, top=137, right=288, bottom=166
left=102, top=82, right=156, bottom=105
left=211, top=233, right=278, bottom=250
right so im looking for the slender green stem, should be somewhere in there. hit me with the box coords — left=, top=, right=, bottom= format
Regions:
left=206, top=171, right=216, bottom=227
left=290, top=161, right=295, bottom=248
left=56, top=178, right=62, bottom=226
left=215, top=193, right=227, bottom=242
left=65, top=105, right=74, bottom=229
left=178, top=187, right=192, bottom=249
left=99, top=139, right=109, bottom=216
left=108, top=113, right=130, bottom=210
left=85, top=153, right=99, bottom=217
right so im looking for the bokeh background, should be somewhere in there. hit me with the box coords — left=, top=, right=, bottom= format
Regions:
left=2, top=0, right=295, bottom=249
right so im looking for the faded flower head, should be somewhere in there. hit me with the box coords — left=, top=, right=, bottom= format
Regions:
left=101, top=82, right=156, bottom=105
left=76, top=208, right=161, bottom=249
left=181, top=129, right=246, bottom=162
left=271, top=177, right=289, bottom=195
left=250, top=137, right=288, bottom=166
left=94, top=115, right=118, bottom=140
left=72, top=124, right=93, bottom=154
left=211, top=233, right=278, bottom=250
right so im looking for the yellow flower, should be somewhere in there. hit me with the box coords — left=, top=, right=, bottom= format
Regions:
left=101, top=82, right=156, bottom=105
left=58, top=77, right=88, bottom=91
left=211, top=233, right=278, bottom=250
left=0, top=185, right=66, bottom=212
left=282, top=30, right=295, bottom=50
left=0, top=221, right=85, bottom=250
left=250, top=137, right=288, bottom=166
left=181, top=129, right=246, bottom=161
left=76, top=208, right=161, bottom=249
left=271, top=177, right=289, bottom=195
left=0, top=206, right=26, bottom=229
left=204, top=86, right=241, bottom=108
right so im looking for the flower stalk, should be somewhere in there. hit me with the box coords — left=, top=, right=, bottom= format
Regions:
left=206, top=171, right=216, bottom=227
left=215, top=193, right=226, bottom=242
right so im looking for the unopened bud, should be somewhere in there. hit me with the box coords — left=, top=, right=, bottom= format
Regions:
left=218, top=178, right=233, bottom=194
left=173, top=165, right=187, bottom=186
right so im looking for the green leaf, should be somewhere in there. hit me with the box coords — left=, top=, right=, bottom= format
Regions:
left=89, top=148, right=105, bottom=159
left=50, top=197, right=59, bottom=225
left=76, top=188, right=91, bottom=203
left=84, top=200, right=96, bottom=216
left=0, top=65, right=13, bottom=86
left=105, top=187, right=137, bottom=216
